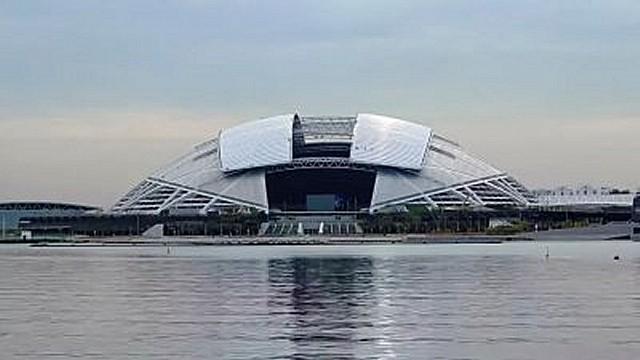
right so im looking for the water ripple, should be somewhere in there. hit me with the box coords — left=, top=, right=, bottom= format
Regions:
left=1, top=242, right=640, bottom=359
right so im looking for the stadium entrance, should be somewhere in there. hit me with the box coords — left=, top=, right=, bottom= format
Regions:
left=266, top=169, right=376, bottom=213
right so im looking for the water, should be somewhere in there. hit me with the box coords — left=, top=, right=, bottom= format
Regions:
left=1, top=242, right=640, bottom=359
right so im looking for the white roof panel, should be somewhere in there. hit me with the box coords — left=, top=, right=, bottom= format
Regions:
left=219, top=114, right=294, bottom=172
left=350, top=113, right=432, bottom=170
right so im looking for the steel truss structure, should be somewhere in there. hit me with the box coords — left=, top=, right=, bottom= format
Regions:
left=395, top=175, right=537, bottom=209
left=112, top=177, right=265, bottom=215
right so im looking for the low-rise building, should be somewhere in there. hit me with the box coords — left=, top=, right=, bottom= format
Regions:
left=632, top=195, right=640, bottom=241
left=533, top=185, right=635, bottom=208
left=0, top=202, right=101, bottom=234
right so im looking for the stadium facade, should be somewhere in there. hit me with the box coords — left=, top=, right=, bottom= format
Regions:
left=112, top=113, right=536, bottom=215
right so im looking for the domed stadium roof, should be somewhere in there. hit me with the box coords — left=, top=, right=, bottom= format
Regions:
left=112, top=113, right=536, bottom=214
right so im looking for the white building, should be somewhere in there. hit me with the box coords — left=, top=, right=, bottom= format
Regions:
left=534, top=185, right=635, bottom=208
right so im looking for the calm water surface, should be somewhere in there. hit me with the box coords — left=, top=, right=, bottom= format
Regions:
left=1, top=242, right=640, bottom=359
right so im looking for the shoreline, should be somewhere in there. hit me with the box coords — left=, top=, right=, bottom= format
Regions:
left=1, top=234, right=568, bottom=247
left=4, top=223, right=636, bottom=247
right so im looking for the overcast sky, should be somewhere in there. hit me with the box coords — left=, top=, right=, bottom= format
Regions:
left=1, top=0, right=639, bottom=208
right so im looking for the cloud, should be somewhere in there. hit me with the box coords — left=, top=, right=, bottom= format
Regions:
left=0, top=109, right=236, bottom=140
left=0, top=0, right=639, bottom=204
left=439, top=115, right=640, bottom=190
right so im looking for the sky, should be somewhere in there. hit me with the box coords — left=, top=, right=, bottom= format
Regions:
left=0, top=0, right=639, bottom=208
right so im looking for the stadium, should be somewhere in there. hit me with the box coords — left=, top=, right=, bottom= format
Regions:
left=112, top=113, right=536, bottom=218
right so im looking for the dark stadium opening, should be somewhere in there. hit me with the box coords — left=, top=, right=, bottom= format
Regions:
left=293, top=142, right=351, bottom=158
left=266, top=169, right=376, bottom=212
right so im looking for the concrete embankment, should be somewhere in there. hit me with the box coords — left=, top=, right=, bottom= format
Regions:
left=29, top=234, right=530, bottom=247
left=521, top=222, right=632, bottom=241
left=22, top=223, right=638, bottom=247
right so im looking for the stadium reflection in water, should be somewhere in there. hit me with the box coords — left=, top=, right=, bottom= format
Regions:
left=267, top=257, right=379, bottom=359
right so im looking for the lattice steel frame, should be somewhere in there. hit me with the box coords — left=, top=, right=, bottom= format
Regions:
left=374, top=174, right=537, bottom=211
left=112, top=177, right=267, bottom=215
